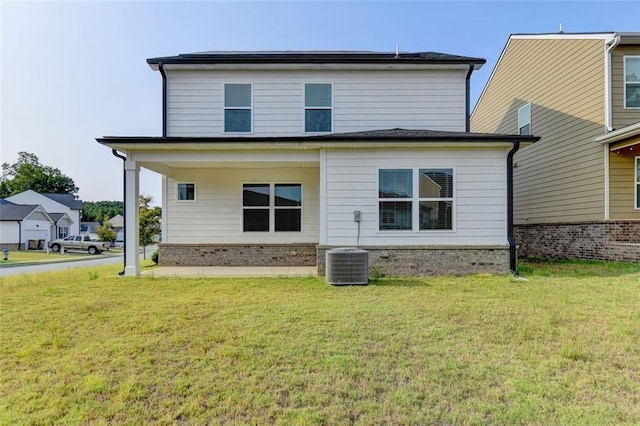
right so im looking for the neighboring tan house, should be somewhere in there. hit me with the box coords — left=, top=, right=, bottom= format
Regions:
left=472, top=32, right=640, bottom=262
left=5, top=190, right=83, bottom=236
left=0, top=199, right=55, bottom=250
left=98, top=50, right=537, bottom=276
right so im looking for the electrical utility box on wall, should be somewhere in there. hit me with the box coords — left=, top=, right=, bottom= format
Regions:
left=326, top=247, right=369, bottom=285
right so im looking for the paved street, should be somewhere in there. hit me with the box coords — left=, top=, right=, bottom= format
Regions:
left=0, top=246, right=156, bottom=277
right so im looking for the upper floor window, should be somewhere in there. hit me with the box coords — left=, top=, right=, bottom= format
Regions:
left=243, top=183, right=302, bottom=232
left=378, top=168, right=454, bottom=231
left=225, top=84, right=252, bottom=132
left=305, top=83, right=332, bottom=133
left=518, top=103, right=531, bottom=135
left=177, top=183, right=196, bottom=202
left=625, top=57, right=640, bottom=109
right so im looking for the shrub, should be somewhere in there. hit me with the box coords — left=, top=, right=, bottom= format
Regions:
left=151, top=250, right=158, bottom=265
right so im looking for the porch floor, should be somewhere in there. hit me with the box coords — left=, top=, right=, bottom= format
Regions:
left=141, top=266, right=317, bottom=278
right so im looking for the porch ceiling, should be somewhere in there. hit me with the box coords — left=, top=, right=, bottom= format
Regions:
left=610, top=137, right=640, bottom=157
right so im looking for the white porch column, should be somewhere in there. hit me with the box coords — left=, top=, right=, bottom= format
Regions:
left=124, top=159, right=140, bottom=276
left=319, top=149, right=327, bottom=245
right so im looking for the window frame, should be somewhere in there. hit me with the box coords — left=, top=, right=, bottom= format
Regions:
left=518, top=103, right=531, bottom=135
left=304, top=83, right=333, bottom=134
left=377, top=168, right=456, bottom=233
left=624, top=56, right=640, bottom=110
left=633, top=156, right=640, bottom=210
left=176, top=182, right=196, bottom=202
left=242, top=182, right=303, bottom=233
left=58, top=226, right=69, bottom=239
left=224, top=83, right=253, bottom=133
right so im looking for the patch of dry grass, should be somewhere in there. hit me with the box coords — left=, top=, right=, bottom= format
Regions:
left=1, top=261, right=639, bottom=424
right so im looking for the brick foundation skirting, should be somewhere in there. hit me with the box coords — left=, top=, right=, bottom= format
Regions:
left=158, top=243, right=317, bottom=267
left=0, top=243, right=21, bottom=251
left=318, top=245, right=510, bottom=276
left=515, top=221, right=640, bottom=262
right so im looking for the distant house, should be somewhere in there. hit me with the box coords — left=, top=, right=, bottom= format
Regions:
left=0, top=199, right=55, bottom=250
left=80, top=222, right=101, bottom=240
left=472, top=32, right=640, bottom=262
left=108, top=214, right=124, bottom=228
left=5, top=190, right=83, bottom=236
left=98, top=49, right=537, bottom=276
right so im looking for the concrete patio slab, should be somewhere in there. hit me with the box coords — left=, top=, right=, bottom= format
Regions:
left=141, top=266, right=317, bottom=278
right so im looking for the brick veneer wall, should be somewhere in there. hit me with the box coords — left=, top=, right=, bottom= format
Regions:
left=515, top=220, right=640, bottom=262
left=158, top=243, right=317, bottom=267
left=0, top=243, right=21, bottom=251
left=317, top=245, right=510, bottom=276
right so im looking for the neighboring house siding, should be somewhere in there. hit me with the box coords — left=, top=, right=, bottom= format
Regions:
left=612, top=45, right=640, bottom=130
left=0, top=222, right=20, bottom=245
left=324, top=148, right=507, bottom=246
left=166, top=70, right=466, bottom=136
left=164, top=167, right=320, bottom=244
left=609, top=149, right=640, bottom=219
left=472, top=38, right=606, bottom=224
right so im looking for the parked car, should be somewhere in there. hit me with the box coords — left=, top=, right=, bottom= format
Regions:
left=48, top=235, right=110, bottom=255
left=113, top=239, right=124, bottom=248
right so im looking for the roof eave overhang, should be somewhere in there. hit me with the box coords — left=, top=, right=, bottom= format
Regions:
left=98, top=136, right=539, bottom=152
left=148, top=62, right=484, bottom=72
left=594, top=121, right=640, bottom=145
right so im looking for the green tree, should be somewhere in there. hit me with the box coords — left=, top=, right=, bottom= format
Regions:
left=139, top=195, right=161, bottom=259
left=0, top=152, right=78, bottom=198
left=97, top=220, right=117, bottom=243
left=82, top=201, right=124, bottom=222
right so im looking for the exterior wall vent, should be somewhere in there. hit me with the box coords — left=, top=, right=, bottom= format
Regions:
left=325, top=247, right=369, bottom=285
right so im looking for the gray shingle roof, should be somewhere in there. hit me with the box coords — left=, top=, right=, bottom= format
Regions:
left=42, top=193, right=83, bottom=210
left=0, top=204, right=40, bottom=221
left=147, top=50, right=485, bottom=66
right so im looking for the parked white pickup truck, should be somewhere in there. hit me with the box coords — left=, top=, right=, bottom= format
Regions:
left=48, top=235, right=110, bottom=255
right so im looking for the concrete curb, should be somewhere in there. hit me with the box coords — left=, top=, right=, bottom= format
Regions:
left=0, top=253, right=122, bottom=268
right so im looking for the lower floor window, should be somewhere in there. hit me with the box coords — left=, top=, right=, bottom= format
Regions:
left=243, top=183, right=302, bottom=232
left=58, top=226, right=69, bottom=239
left=379, top=168, right=454, bottom=231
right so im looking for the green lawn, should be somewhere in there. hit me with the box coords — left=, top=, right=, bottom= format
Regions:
left=0, top=250, right=92, bottom=265
left=1, top=261, right=639, bottom=424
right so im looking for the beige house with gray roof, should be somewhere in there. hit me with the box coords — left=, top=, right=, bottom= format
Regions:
left=472, top=32, right=640, bottom=261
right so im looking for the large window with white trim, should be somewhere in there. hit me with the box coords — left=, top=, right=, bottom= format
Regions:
left=225, top=83, right=252, bottom=132
left=518, top=103, right=531, bottom=135
left=305, top=83, right=332, bottom=132
left=625, top=57, right=640, bottom=109
left=58, top=226, right=69, bottom=239
left=378, top=168, right=454, bottom=231
left=243, top=183, right=302, bottom=232
left=636, top=157, right=640, bottom=209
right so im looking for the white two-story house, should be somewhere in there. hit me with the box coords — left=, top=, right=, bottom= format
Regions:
left=98, top=50, right=537, bottom=276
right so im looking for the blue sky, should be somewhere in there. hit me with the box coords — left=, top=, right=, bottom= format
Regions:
left=2, top=1, right=639, bottom=204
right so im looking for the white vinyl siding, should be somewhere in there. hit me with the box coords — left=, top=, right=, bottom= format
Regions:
left=166, top=70, right=466, bottom=136
left=325, top=148, right=507, bottom=246
left=164, top=167, right=319, bottom=244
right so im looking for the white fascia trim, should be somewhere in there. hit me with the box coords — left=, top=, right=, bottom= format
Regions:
left=594, top=121, right=640, bottom=144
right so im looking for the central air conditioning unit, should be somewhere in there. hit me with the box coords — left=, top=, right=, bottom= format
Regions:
left=326, top=247, right=369, bottom=286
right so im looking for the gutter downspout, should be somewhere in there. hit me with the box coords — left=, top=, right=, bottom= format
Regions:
left=603, top=34, right=620, bottom=220
left=604, top=34, right=620, bottom=133
left=507, top=140, right=520, bottom=276
left=112, top=149, right=127, bottom=275
left=159, top=63, right=167, bottom=137
left=18, top=220, right=22, bottom=250
left=465, top=64, right=474, bottom=132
